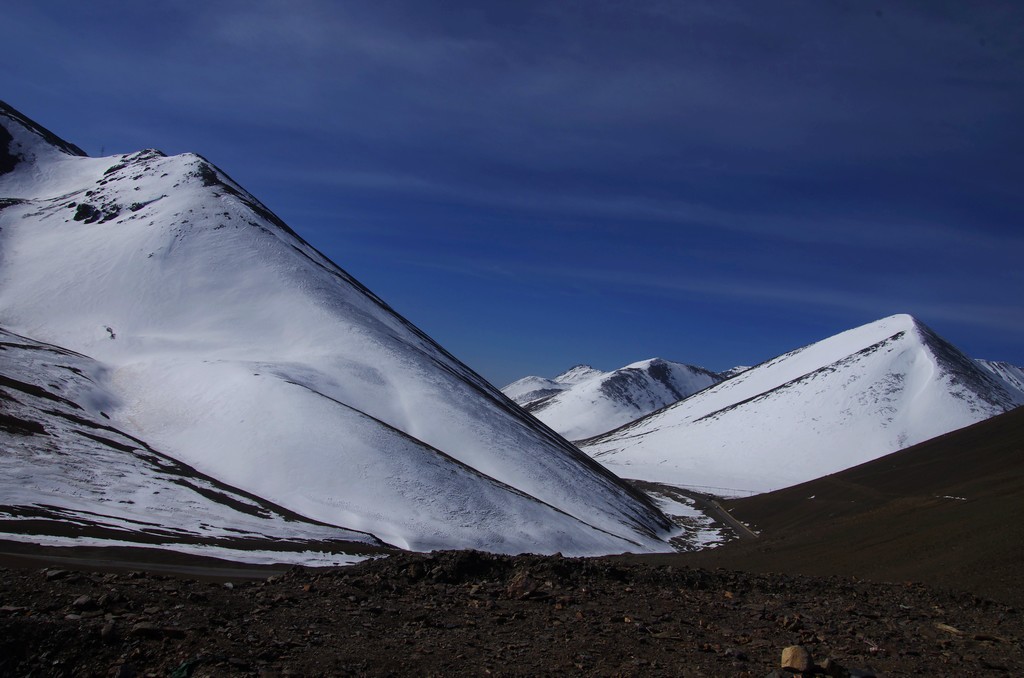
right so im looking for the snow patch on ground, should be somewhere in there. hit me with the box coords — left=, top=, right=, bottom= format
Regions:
left=644, top=492, right=729, bottom=551
left=0, top=532, right=377, bottom=567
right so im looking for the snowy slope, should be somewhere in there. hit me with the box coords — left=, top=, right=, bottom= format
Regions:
left=976, top=360, right=1024, bottom=397
left=504, top=359, right=721, bottom=440
left=0, top=327, right=388, bottom=565
left=582, top=315, right=1024, bottom=494
left=0, top=101, right=672, bottom=556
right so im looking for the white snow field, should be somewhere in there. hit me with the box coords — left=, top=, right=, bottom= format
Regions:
left=503, top=359, right=721, bottom=440
left=0, top=102, right=673, bottom=557
left=581, top=314, right=1024, bottom=494
left=0, top=326, right=387, bottom=563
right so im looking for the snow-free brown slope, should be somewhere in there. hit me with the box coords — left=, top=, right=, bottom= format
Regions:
left=675, top=406, right=1024, bottom=606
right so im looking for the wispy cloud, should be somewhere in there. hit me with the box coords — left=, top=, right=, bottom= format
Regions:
left=6, top=0, right=1023, bottom=371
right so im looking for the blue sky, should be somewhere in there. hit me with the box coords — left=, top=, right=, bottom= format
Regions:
left=5, top=1, right=1023, bottom=386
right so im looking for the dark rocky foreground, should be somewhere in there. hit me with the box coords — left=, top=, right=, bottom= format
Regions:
left=2, top=550, right=1022, bottom=677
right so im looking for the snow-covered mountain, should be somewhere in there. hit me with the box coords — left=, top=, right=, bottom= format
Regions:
left=976, top=359, right=1024, bottom=397
left=503, top=359, right=721, bottom=440
left=0, top=101, right=673, bottom=557
left=581, top=315, right=1024, bottom=494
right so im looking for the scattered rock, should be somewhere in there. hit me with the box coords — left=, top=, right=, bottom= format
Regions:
left=0, top=554, right=1020, bottom=676
left=505, top=570, right=540, bottom=600
left=72, top=203, right=100, bottom=222
left=935, top=622, right=964, bottom=636
left=100, top=620, right=117, bottom=643
left=130, top=621, right=163, bottom=638
left=725, top=647, right=749, bottom=661
left=72, top=594, right=96, bottom=610
left=819, top=657, right=849, bottom=677
left=109, top=663, right=138, bottom=678
left=781, top=645, right=812, bottom=672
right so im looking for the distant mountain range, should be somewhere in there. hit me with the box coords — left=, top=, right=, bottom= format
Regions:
left=0, top=101, right=673, bottom=559
left=503, top=359, right=723, bottom=440
left=578, top=314, right=1024, bottom=494
left=4, top=100, right=1021, bottom=566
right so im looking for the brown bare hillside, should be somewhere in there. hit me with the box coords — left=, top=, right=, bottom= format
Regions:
left=673, top=406, right=1024, bottom=606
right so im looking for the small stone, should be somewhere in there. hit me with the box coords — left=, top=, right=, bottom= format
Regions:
left=110, top=663, right=137, bottom=678
left=73, top=595, right=96, bottom=610
left=45, top=569, right=69, bottom=581
left=781, top=645, right=812, bottom=672
left=101, top=620, right=117, bottom=644
left=506, top=570, right=540, bottom=600
left=820, top=658, right=849, bottom=677
left=131, top=621, right=163, bottom=638
left=725, top=647, right=749, bottom=661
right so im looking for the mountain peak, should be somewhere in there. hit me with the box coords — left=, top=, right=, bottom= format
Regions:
left=504, top=358, right=723, bottom=440
left=623, top=357, right=666, bottom=370
left=554, top=364, right=604, bottom=385
left=0, top=101, right=87, bottom=175
left=856, top=313, right=922, bottom=337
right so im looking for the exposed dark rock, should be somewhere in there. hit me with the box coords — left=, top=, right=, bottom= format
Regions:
left=0, top=124, right=18, bottom=175
left=0, top=411, right=47, bottom=435
left=73, top=203, right=101, bottom=223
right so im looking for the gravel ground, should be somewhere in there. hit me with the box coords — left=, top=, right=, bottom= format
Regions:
left=2, top=550, right=1021, bottom=677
